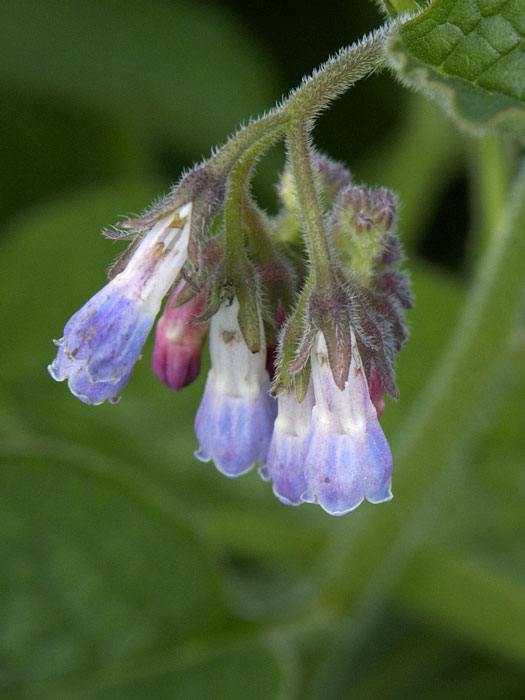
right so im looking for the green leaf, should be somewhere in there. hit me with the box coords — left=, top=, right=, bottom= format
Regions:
left=0, top=440, right=229, bottom=693
left=380, top=0, right=426, bottom=16
left=339, top=611, right=525, bottom=700
left=0, top=440, right=286, bottom=698
left=62, top=640, right=285, bottom=699
left=0, top=0, right=278, bottom=153
left=387, top=0, right=525, bottom=140
left=396, top=550, right=525, bottom=665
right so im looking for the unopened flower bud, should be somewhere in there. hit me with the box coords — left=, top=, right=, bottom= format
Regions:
left=275, top=155, right=352, bottom=243
left=152, top=281, right=207, bottom=391
left=332, top=185, right=397, bottom=282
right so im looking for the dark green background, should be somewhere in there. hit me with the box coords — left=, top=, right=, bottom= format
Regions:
left=1, top=1, right=524, bottom=698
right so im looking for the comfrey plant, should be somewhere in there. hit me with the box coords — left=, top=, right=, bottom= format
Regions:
left=49, top=27, right=413, bottom=516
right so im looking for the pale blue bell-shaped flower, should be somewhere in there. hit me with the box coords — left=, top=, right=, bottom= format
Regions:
left=259, top=384, right=314, bottom=505
left=302, top=331, right=393, bottom=515
left=194, top=297, right=276, bottom=477
left=48, top=204, right=192, bottom=404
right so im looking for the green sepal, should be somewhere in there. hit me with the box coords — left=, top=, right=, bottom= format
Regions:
left=236, top=278, right=262, bottom=353
left=272, top=281, right=314, bottom=392
left=310, top=281, right=353, bottom=391
left=294, top=362, right=312, bottom=403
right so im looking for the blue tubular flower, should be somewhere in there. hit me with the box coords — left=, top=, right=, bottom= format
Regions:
left=194, top=297, right=276, bottom=477
left=302, top=331, right=393, bottom=516
left=259, top=385, right=314, bottom=505
left=48, top=204, right=192, bottom=404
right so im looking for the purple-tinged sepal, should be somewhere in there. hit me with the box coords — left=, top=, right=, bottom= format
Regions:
left=49, top=205, right=192, bottom=404
left=194, top=297, right=276, bottom=477
left=303, top=331, right=393, bottom=516
left=367, top=361, right=385, bottom=418
left=152, top=280, right=208, bottom=391
left=260, top=383, right=314, bottom=505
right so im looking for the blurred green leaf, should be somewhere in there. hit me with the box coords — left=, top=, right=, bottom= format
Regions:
left=0, top=92, right=145, bottom=224
left=0, top=445, right=286, bottom=698
left=0, top=440, right=233, bottom=694
left=396, top=549, right=525, bottom=665
left=0, top=0, right=278, bottom=153
left=362, top=93, right=463, bottom=249
left=299, top=608, right=525, bottom=699
left=338, top=612, right=525, bottom=700
left=388, top=0, right=525, bottom=140
left=62, top=639, right=285, bottom=699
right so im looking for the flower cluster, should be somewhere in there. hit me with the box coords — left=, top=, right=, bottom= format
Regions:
left=49, top=154, right=411, bottom=516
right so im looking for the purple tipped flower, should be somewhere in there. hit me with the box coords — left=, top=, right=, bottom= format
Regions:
left=259, top=384, right=314, bottom=505
left=302, top=331, right=393, bottom=516
left=152, top=281, right=207, bottom=390
left=194, top=297, right=276, bottom=477
left=48, top=205, right=192, bottom=404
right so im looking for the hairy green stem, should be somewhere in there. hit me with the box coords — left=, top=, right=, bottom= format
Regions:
left=223, top=129, right=285, bottom=272
left=286, top=28, right=388, bottom=122
left=286, top=122, right=333, bottom=278
left=210, top=29, right=389, bottom=278
left=209, top=112, right=288, bottom=179
left=209, top=29, right=389, bottom=179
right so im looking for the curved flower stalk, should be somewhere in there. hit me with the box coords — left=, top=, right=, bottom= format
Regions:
left=152, top=280, right=208, bottom=390
left=302, top=332, right=393, bottom=516
left=194, top=297, right=276, bottom=477
left=49, top=205, right=192, bottom=404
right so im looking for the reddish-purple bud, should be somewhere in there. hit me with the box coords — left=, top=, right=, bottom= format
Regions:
left=152, top=281, right=207, bottom=390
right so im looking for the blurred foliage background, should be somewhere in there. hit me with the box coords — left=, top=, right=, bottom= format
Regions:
left=1, top=1, right=524, bottom=698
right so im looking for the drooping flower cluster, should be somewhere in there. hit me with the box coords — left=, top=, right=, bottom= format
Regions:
left=49, top=154, right=412, bottom=516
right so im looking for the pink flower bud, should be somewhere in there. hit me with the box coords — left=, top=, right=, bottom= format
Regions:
left=152, top=281, right=207, bottom=390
